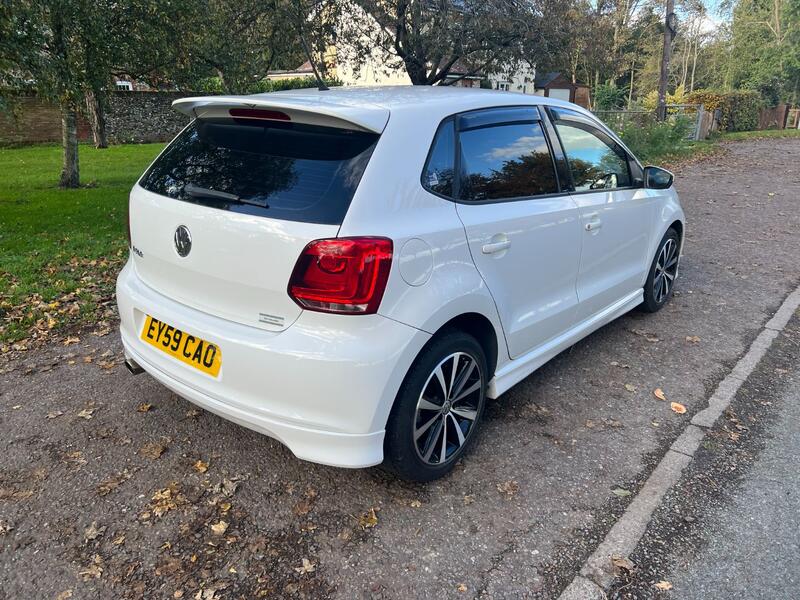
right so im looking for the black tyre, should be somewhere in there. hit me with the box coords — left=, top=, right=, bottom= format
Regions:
left=383, top=330, right=488, bottom=482
left=641, top=228, right=680, bottom=313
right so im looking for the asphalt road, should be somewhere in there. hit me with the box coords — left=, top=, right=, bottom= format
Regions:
left=1, top=138, right=799, bottom=600
left=607, top=310, right=800, bottom=599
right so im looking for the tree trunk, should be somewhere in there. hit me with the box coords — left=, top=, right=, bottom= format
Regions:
left=60, top=105, right=80, bottom=188
left=657, top=0, right=676, bottom=122
left=84, top=88, right=108, bottom=149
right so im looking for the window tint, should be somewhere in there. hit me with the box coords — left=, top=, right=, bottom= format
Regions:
left=553, top=120, right=631, bottom=192
left=422, top=120, right=455, bottom=197
left=458, top=122, right=558, bottom=201
left=139, top=119, right=379, bottom=225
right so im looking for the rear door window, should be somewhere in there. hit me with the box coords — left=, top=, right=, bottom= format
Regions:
left=457, top=119, right=558, bottom=201
left=139, top=119, right=379, bottom=225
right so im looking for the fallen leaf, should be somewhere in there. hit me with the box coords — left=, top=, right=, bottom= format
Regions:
left=77, top=408, right=95, bottom=419
left=655, top=580, right=673, bottom=591
left=139, top=441, right=167, bottom=460
left=97, top=470, right=132, bottom=496
left=457, top=583, right=468, bottom=593
left=293, top=500, right=313, bottom=516
left=611, top=554, right=635, bottom=573
left=0, top=519, right=13, bottom=535
left=358, top=507, right=379, bottom=529
left=46, top=410, right=64, bottom=419
left=56, top=592, right=73, bottom=600
left=79, top=554, right=103, bottom=580
left=612, top=487, right=632, bottom=497
left=137, top=403, right=153, bottom=413
left=193, top=459, right=209, bottom=474
left=63, top=336, right=80, bottom=346
left=653, top=388, right=667, bottom=401
left=463, top=495, right=475, bottom=505
left=294, top=558, right=316, bottom=575
left=210, top=520, right=229, bottom=536
left=409, top=499, right=422, bottom=508
left=112, top=534, right=126, bottom=545
left=497, top=480, right=520, bottom=499
left=83, top=521, right=106, bottom=542
left=670, top=402, right=687, bottom=414
left=624, top=383, right=636, bottom=392
left=685, top=335, right=701, bottom=343
left=150, top=484, right=184, bottom=517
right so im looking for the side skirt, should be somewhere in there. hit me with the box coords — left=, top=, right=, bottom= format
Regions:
left=487, top=289, right=644, bottom=398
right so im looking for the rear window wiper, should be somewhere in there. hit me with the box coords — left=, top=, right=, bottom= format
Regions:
left=184, top=183, right=268, bottom=208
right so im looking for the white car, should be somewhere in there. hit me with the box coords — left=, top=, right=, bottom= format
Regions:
left=118, top=86, right=684, bottom=481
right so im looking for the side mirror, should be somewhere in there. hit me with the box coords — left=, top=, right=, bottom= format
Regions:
left=644, top=166, right=674, bottom=190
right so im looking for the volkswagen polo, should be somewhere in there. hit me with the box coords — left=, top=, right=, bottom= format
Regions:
left=118, top=86, right=684, bottom=481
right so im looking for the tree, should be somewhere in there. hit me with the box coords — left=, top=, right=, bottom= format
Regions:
left=336, top=0, right=551, bottom=85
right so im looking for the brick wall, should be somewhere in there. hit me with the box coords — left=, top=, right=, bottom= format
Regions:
left=0, top=96, right=92, bottom=144
left=0, top=91, right=192, bottom=146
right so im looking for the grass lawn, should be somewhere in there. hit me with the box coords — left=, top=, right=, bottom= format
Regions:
left=0, top=142, right=163, bottom=347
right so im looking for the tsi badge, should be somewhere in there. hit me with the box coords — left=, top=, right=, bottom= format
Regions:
left=174, top=225, right=192, bottom=257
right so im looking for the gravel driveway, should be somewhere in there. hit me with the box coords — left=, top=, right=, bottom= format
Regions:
left=1, top=138, right=799, bottom=600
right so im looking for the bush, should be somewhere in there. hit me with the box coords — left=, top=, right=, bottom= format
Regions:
left=593, top=82, right=627, bottom=111
left=685, top=89, right=724, bottom=112
left=718, top=90, right=763, bottom=132
left=617, top=116, right=693, bottom=163
left=642, top=85, right=687, bottom=112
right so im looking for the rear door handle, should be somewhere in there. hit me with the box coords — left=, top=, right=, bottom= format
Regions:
left=584, top=212, right=602, bottom=232
left=482, top=238, right=511, bottom=254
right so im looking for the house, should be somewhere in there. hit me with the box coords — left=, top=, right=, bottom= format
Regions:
left=488, top=62, right=537, bottom=95
left=267, top=4, right=527, bottom=92
left=533, top=72, right=591, bottom=108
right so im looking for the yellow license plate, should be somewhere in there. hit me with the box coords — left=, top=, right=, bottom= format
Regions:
left=141, top=315, right=222, bottom=377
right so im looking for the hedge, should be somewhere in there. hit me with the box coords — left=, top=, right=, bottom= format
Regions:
left=685, top=89, right=764, bottom=132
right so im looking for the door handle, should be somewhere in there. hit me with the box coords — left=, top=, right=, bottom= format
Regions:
left=584, top=212, right=602, bottom=232
left=482, top=238, right=511, bottom=254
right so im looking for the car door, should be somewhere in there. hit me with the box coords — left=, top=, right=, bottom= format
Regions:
left=453, top=106, right=583, bottom=359
left=548, top=107, right=656, bottom=323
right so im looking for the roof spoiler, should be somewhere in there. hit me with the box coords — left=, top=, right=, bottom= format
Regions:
left=172, top=95, right=390, bottom=134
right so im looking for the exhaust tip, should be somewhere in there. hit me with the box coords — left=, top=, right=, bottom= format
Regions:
left=125, top=357, right=144, bottom=375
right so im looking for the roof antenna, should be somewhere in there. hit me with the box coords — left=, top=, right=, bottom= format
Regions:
left=299, top=32, right=329, bottom=91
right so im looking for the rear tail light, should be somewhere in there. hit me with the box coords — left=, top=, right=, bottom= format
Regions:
left=288, top=237, right=393, bottom=314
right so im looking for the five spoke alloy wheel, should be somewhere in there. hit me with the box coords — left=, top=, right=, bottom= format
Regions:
left=413, top=351, right=484, bottom=465
left=653, top=237, right=679, bottom=304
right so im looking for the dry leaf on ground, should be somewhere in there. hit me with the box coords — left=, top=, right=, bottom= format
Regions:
left=624, top=383, right=636, bottom=392
left=611, top=554, right=635, bottom=574
left=358, top=507, right=379, bottom=529
left=83, top=521, right=106, bottom=542
left=193, top=459, right=209, bottom=474
left=653, top=388, right=667, bottom=401
left=210, top=520, right=229, bottom=536
left=294, top=558, right=316, bottom=575
left=139, top=441, right=167, bottom=460
left=76, top=408, right=95, bottom=419
left=136, top=403, right=153, bottom=413
left=685, top=335, right=701, bottom=343
left=497, top=480, right=520, bottom=499
left=670, top=402, right=687, bottom=414
left=655, top=580, right=673, bottom=590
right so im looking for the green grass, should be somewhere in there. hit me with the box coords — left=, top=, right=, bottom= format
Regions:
left=716, top=128, right=800, bottom=141
left=0, top=143, right=163, bottom=345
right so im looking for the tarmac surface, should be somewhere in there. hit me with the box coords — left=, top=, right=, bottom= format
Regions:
left=1, top=138, right=799, bottom=599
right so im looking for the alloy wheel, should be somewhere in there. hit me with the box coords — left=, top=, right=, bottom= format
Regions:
left=413, top=352, right=484, bottom=465
left=653, top=238, right=679, bottom=304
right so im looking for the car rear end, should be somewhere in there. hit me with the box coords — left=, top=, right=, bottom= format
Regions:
left=117, top=95, right=430, bottom=467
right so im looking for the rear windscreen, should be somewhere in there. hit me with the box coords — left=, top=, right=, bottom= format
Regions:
left=139, top=118, right=380, bottom=225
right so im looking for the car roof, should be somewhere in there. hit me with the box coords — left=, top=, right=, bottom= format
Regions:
left=173, top=86, right=593, bottom=134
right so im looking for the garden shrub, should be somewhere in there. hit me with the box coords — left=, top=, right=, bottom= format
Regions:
left=617, top=116, right=693, bottom=163
left=685, top=89, right=724, bottom=111
left=717, top=90, right=763, bottom=132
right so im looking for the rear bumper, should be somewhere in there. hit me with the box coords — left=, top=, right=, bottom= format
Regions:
left=116, top=259, right=430, bottom=468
